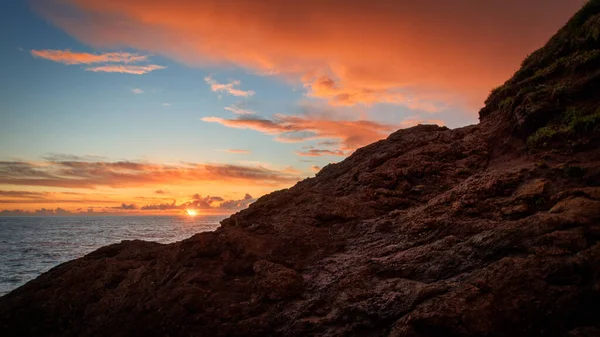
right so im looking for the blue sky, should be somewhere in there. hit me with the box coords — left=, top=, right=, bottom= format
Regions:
left=0, top=1, right=307, bottom=166
left=0, top=0, right=585, bottom=214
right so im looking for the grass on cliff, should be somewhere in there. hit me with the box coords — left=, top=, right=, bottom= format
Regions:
left=526, top=107, right=600, bottom=148
left=483, top=0, right=600, bottom=132
left=481, top=0, right=600, bottom=152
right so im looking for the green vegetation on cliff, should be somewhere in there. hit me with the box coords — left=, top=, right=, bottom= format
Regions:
left=481, top=0, right=600, bottom=150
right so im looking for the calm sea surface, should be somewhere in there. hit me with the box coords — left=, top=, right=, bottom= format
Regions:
left=0, top=215, right=223, bottom=297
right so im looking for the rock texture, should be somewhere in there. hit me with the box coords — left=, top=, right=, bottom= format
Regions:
left=2, top=2, right=600, bottom=337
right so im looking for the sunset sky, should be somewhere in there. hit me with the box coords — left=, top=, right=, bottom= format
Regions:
left=0, top=0, right=586, bottom=215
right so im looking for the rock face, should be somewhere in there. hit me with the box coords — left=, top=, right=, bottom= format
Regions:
left=2, top=3, right=600, bottom=337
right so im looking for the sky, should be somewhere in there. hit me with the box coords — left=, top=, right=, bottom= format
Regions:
left=0, top=0, right=586, bottom=216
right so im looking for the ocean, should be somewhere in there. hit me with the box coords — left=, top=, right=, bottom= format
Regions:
left=0, top=215, right=223, bottom=297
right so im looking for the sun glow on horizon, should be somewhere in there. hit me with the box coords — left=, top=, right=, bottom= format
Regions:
left=185, top=209, right=198, bottom=217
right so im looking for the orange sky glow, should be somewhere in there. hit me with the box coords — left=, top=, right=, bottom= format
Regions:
left=0, top=0, right=586, bottom=215
left=33, top=0, right=584, bottom=109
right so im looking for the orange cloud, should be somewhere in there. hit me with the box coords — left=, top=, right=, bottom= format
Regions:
left=85, top=64, right=165, bottom=74
left=30, top=49, right=147, bottom=64
left=0, top=189, right=165, bottom=214
left=225, top=149, right=251, bottom=154
left=306, top=76, right=443, bottom=112
left=202, top=114, right=395, bottom=150
left=0, top=191, right=257, bottom=215
left=0, top=160, right=301, bottom=189
left=205, top=76, right=255, bottom=97
left=0, top=190, right=111, bottom=204
left=33, top=0, right=584, bottom=110
left=31, top=48, right=165, bottom=74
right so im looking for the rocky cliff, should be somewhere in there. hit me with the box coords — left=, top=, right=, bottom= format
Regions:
left=1, top=2, right=600, bottom=336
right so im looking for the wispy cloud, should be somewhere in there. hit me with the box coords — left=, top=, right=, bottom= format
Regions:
left=31, top=48, right=165, bottom=75
left=201, top=114, right=395, bottom=150
left=317, top=140, right=341, bottom=147
left=306, top=76, right=443, bottom=112
left=0, top=190, right=113, bottom=204
left=131, top=88, right=144, bottom=94
left=295, top=148, right=345, bottom=157
left=86, top=64, right=165, bottom=74
left=224, top=102, right=255, bottom=115
left=42, top=153, right=107, bottom=162
left=225, top=149, right=251, bottom=154
left=0, top=160, right=301, bottom=189
left=30, top=50, right=147, bottom=65
left=204, top=76, right=255, bottom=97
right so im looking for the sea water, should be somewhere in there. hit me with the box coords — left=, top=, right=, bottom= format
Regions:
left=0, top=215, right=222, bottom=296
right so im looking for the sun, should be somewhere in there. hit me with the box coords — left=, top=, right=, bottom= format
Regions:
left=185, top=209, right=198, bottom=217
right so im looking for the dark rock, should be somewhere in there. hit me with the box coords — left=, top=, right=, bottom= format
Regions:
left=253, top=260, right=303, bottom=301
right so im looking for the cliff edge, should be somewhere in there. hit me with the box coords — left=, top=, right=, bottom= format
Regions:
left=1, top=2, right=600, bottom=336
